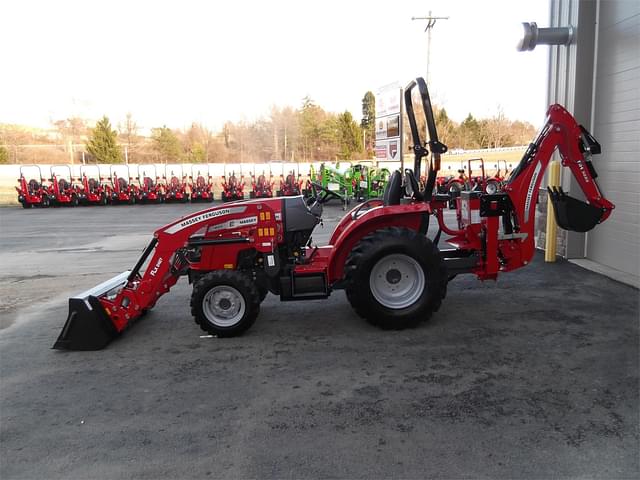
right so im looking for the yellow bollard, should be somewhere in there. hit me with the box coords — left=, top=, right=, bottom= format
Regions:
left=545, top=161, right=561, bottom=262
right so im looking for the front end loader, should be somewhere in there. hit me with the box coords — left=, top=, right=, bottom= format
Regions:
left=54, top=77, right=614, bottom=351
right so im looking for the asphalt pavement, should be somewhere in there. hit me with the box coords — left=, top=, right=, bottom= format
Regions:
left=0, top=201, right=638, bottom=479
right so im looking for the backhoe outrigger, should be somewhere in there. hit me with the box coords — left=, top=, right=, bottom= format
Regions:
left=54, top=77, right=614, bottom=350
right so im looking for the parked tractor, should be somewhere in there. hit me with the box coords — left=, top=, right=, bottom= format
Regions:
left=484, top=160, right=512, bottom=194
left=136, top=165, right=164, bottom=204
left=164, top=165, right=189, bottom=203
left=109, top=165, right=138, bottom=204
left=49, top=165, right=80, bottom=206
left=54, top=77, right=614, bottom=351
left=190, top=165, right=214, bottom=202
left=250, top=169, right=274, bottom=198
left=78, top=165, right=110, bottom=206
left=221, top=170, right=244, bottom=201
left=277, top=170, right=304, bottom=197
left=16, top=165, right=51, bottom=208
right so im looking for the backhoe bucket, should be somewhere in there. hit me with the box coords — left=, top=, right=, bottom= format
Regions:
left=547, top=187, right=603, bottom=232
left=53, top=271, right=130, bottom=351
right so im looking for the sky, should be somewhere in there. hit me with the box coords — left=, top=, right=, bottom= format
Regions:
left=0, top=0, right=550, bottom=132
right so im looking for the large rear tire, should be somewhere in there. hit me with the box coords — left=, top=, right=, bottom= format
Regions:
left=344, top=227, right=446, bottom=330
left=191, top=270, right=260, bottom=337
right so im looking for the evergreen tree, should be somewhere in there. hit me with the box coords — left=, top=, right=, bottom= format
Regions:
left=360, top=91, right=375, bottom=151
left=86, top=116, right=122, bottom=163
left=151, top=126, right=183, bottom=163
left=460, top=113, right=481, bottom=149
left=337, top=111, right=362, bottom=160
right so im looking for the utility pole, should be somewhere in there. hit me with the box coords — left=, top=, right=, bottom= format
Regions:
left=411, top=11, right=449, bottom=86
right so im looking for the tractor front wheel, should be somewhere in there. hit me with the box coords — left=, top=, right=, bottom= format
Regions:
left=344, top=227, right=446, bottom=330
left=485, top=180, right=500, bottom=195
left=191, top=270, right=260, bottom=337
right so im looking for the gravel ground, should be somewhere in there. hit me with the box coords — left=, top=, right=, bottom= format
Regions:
left=0, top=201, right=638, bottom=479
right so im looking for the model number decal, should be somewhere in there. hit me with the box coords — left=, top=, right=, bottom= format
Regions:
left=208, top=216, right=258, bottom=232
left=164, top=206, right=247, bottom=234
left=149, top=257, right=163, bottom=277
left=524, top=162, right=542, bottom=222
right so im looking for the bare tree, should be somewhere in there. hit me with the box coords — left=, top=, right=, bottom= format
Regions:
left=118, top=113, right=139, bottom=163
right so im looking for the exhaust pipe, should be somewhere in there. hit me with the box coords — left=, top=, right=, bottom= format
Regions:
left=53, top=271, right=130, bottom=351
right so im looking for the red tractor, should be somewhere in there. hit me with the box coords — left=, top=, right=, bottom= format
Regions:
left=49, top=165, right=80, bottom=207
left=136, top=165, right=165, bottom=204
left=164, top=165, right=189, bottom=203
left=484, top=160, right=512, bottom=194
left=77, top=165, right=110, bottom=206
left=441, top=159, right=489, bottom=209
left=16, top=165, right=51, bottom=208
left=54, top=77, right=614, bottom=350
left=278, top=170, right=304, bottom=196
left=250, top=170, right=274, bottom=198
left=221, top=170, right=244, bottom=201
left=109, top=165, right=138, bottom=204
left=190, top=165, right=214, bottom=202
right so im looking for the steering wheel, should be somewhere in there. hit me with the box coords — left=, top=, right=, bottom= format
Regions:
left=307, top=181, right=344, bottom=206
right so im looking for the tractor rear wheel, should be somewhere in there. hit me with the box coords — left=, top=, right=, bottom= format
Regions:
left=191, top=270, right=260, bottom=337
left=344, top=227, right=446, bottom=330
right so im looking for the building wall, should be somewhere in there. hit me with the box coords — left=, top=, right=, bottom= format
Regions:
left=585, top=0, right=640, bottom=278
left=546, top=0, right=639, bottom=283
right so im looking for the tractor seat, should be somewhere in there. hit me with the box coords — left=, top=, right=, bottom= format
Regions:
left=382, top=170, right=402, bottom=206
left=404, top=169, right=424, bottom=201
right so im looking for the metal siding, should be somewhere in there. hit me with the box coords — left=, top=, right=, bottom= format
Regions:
left=586, top=1, right=640, bottom=278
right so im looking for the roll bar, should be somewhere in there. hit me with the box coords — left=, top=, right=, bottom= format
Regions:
left=403, top=77, right=448, bottom=201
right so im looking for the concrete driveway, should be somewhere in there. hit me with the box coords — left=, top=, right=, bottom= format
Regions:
left=1, top=202, right=638, bottom=479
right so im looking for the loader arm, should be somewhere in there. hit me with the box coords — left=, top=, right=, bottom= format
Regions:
left=54, top=202, right=278, bottom=350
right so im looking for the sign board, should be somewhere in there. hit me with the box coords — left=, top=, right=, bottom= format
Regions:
left=375, top=84, right=403, bottom=164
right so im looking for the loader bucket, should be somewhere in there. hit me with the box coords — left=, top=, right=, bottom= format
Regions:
left=53, top=271, right=130, bottom=350
left=547, top=187, right=603, bottom=232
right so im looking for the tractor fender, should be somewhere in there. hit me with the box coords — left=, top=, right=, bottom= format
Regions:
left=327, top=203, right=430, bottom=284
